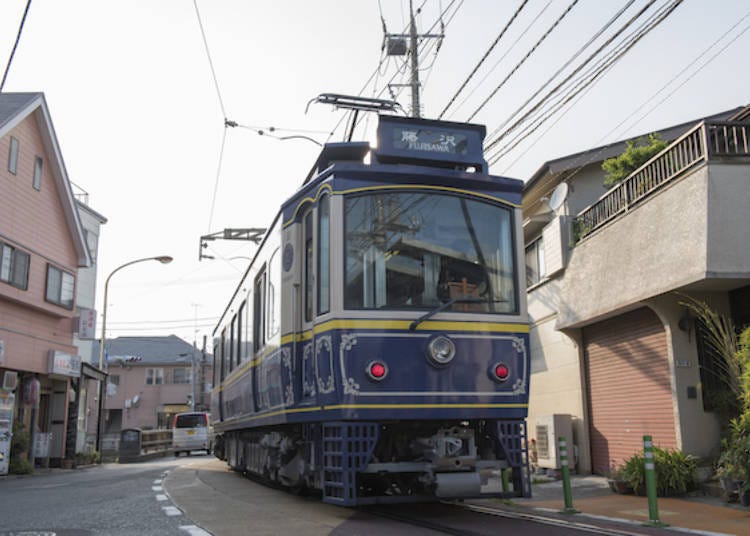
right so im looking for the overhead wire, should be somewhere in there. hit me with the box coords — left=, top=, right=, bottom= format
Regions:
left=510, top=7, right=750, bottom=181
left=485, top=0, right=638, bottom=143
left=485, top=0, right=661, bottom=152
left=0, top=0, right=32, bottom=92
left=438, top=0, right=529, bottom=120
left=446, top=0, right=554, bottom=122
left=487, top=0, right=686, bottom=166
left=466, top=0, right=580, bottom=122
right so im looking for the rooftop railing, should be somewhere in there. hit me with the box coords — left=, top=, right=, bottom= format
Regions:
left=573, top=121, right=750, bottom=242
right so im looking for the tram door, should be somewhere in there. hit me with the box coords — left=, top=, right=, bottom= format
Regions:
left=301, top=195, right=334, bottom=406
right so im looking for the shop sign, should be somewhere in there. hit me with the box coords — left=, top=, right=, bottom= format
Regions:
left=78, top=308, right=97, bottom=340
left=48, top=350, right=82, bottom=378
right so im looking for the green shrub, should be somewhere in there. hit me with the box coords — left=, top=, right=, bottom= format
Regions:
left=602, top=133, right=668, bottom=187
left=620, top=446, right=697, bottom=496
left=9, top=458, right=33, bottom=475
left=10, top=421, right=29, bottom=458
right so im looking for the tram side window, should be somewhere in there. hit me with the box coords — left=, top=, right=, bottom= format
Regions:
left=304, top=211, right=314, bottom=322
left=243, top=297, right=253, bottom=360
left=253, top=268, right=266, bottom=351
left=213, top=340, right=221, bottom=385
left=236, top=302, right=244, bottom=365
left=230, top=314, right=237, bottom=371
left=267, top=248, right=281, bottom=339
left=221, top=329, right=229, bottom=380
left=318, top=194, right=330, bottom=315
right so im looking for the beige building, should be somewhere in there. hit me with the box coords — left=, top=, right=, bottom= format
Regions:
left=97, top=335, right=212, bottom=432
left=522, top=105, right=750, bottom=475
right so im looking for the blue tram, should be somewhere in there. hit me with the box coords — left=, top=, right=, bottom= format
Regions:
left=209, top=114, right=531, bottom=505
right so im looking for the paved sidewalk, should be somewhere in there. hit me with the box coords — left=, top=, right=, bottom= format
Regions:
left=509, top=476, right=750, bottom=536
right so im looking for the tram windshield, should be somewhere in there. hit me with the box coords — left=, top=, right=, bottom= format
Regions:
left=344, top=191, right=517, bottom=313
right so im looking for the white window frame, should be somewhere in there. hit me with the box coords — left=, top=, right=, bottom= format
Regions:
left=8, top=136, right=19, bottom=174
left=146, top=368, right=164, bottom=385
left=45, top=264, right=75, bottom=309
left=33, top=156, right=43, bottom=190
left=525, top=237, right=546, bottom=288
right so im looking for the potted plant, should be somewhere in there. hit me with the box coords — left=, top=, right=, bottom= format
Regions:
left=606, top=463, right=633, bottom=494
left=717, top=416, right=750, bottom=505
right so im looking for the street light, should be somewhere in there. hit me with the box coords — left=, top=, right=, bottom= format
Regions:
left=96, top=255, right=173, bottom=455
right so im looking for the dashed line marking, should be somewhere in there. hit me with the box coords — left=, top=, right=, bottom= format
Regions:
left=156, top=494, right=168, bottom=501
left=179, top=526, right=211, bottom=536
left=153, top=479, right=162, bottom=484
left=162, top=506, right=182, bottom=516
left=152, top=485, right=163, bottom=492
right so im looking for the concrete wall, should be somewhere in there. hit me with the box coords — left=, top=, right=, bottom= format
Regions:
left=707, top=163, right=750, bottom=276
left=558, top=166, right=711, bottom=329
left=526, top=278, right=589, bottom=472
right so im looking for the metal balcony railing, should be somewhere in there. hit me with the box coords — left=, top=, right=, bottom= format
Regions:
left=573, top=121, right=750, bottom=242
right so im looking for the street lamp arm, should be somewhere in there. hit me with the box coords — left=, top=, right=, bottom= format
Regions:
left=98, top=255, right=173, bottom=369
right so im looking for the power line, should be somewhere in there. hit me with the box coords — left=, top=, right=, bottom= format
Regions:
left=484, top=0, right=660, bottom=156
left=438, top=0, right=529, bottom=120
left=192, top=0, right=227, bottom=118
left=466, top=0, right=580, bottom=122
left=446, top=0, right=555, bottom=121
left=509, top=7, right=750, bottom=180
left=485, top=0, right=638, bottom=143
left=487, top=0, right=685, bottom=166
left=108, top=316, right=219, bottom=326
left=206, top=125, right=227, bottom=232
left=0, top=0, right=32, bottom=92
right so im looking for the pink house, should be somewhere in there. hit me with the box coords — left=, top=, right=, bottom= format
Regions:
left=0, top=93, right=92, bottom=467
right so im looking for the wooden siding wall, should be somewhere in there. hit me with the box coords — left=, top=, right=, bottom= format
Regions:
left=0, top=113, right=79, bottom=372
left=584, top=307, right=676, bottom=474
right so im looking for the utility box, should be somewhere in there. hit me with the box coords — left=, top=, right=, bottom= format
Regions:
left=535, top=414, right=573, bottom=470
left=119, top=428, right=142, bottom=463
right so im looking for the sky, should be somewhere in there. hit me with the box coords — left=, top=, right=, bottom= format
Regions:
left=1, top=0, right=748, bottom=349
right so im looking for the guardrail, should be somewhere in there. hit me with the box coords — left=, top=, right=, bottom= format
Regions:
left=573, top=121, right=750, bottom=242
left=118, top=428, right=173, bottom=463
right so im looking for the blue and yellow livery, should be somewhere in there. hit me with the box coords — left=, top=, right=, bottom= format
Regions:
left=209, top=115, right=531, bottom=505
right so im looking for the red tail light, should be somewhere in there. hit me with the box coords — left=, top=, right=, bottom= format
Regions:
left=367, top=360, right=388, bottom=381
left=492, top=363, right=510, bottom=382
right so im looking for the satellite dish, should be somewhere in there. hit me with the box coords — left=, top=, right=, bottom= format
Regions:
left=132, top=394, right=140, bottom=407
left=549, top=182, right=568, bottom=212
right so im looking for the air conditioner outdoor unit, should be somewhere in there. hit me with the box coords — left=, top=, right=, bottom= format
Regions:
left=2, top=371, right=18, bottom=391
left=535, top=414, right=574, bottom=470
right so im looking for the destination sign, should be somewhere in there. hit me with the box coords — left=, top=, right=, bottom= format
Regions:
left=392, top=127, right=468, bottom=156
left=375, top=115, right=487, bottom=172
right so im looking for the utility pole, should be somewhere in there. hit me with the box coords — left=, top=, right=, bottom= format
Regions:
left=409, top=0, right=420, bottom=118
left=385, top=0, right=443, bottom=118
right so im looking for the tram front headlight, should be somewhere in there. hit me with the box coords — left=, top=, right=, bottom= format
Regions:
left=426, top=335, right=456, bottom=366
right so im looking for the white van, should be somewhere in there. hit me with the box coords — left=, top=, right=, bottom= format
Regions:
left=172, top=411, right=211, bottom=456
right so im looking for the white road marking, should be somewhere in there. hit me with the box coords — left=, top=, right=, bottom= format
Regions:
left=153, top=479, right=162, bottom=484
left=179, top=526, right=211, bottom=536
left=156, top=494, right=168, bottom=501
left=179, top=526, right=212, bottom=536
left=162, top=505, right=182, bottom=516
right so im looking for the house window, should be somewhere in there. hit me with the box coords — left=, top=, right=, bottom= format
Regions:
left=525, top=237, right=546, bottom=287
left=172, top=367, right=190, bottom=384
left=146, top=368, right=164, bottom=385
left=85, top=230, right=99, bottom=263
left=45, top=265, right=75, bottom=309
left=33, top=157, right=43, bottom=190
left=0, top=242, right=30, bottom=290
left=109, top=374, right=120, bottom=386
left=8, top=136, right=19, bottom=174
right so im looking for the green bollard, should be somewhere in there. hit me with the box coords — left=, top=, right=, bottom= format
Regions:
left=559, top=436, right=579, bottom=514
left=501, top=467, right=510, bottom=493
left=643, top=435, right=668, bottom=527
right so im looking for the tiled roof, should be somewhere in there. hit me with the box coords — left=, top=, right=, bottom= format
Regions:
left=0, top=92, right=41, bottom=129
left=94, top=335, right=213, bottom=366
